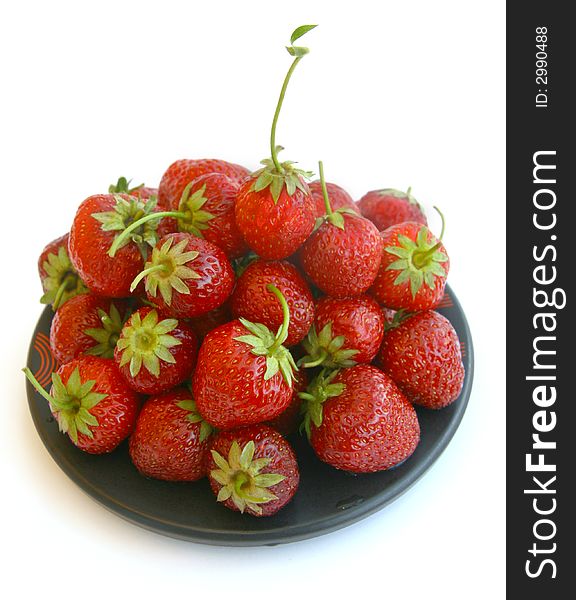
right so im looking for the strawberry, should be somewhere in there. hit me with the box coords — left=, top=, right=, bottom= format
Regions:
left=370, top=209, right=449, bottom=311
left=301, top=366, right=420, bottom=472
left=129, top=232, right=234, bottom=318
left=308, top=180, right=359, bottom=219
left=358, top=187, right=427, bottom=231
left=68, top=193, right=165, bottom=297
left=193, top=285, right=298, bottom=429
left=158, top=158, right=250, bottom=209
left=23, top=355, right=139, bottom=454
left=300, top=295, right=385, bottom=369
left=50, top=293, right=131, bottom=364
left=129, top=387, right=213, bottom=481
left=231, top=259, right=314, bottom=347
left=114, top=307, right=198, bottom=394
left=108, top=176, right=158, bottom=202
left=153, top=172, right=247, bottom=259
left=265, top=369, right=307, bottom=436
left=234, top=26, right=317, bottom=260
left=378, top=310, right=465, bottom=409
left=207, top=424, right=299, bottom=516
left=299, top=162, right=383, bottom=298
left=38, top=233, right=88, bottom=310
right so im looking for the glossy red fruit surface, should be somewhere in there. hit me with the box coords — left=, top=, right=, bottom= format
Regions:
left=307, top=365, right=420, bottom=473
left=358, top=188, right=427, bottom=231
left=308, top=181, right=359, bottom=219
left=265, top=369, right=307, bottom=436
left=68, top=194, right=151, bottom=297
left=299, top=213, right=383, bottom=298
left=129, top=388, right=212, bottom=481
left=114, top=307, right=198, bottom=394
left=370, top=221, right=449, bottom=311
left=53, top=356, right=140, bottom=454
left=235, top=176, right=316, bottom=260
left=207, top=424, right=299, bottom=517
left=140, top=233, right=235, bottom=318
left=164, top=172, right=247, bottom=259
left=158, top=158, right=250, bottom=209
left=50, top=294, right=131, bottom=365
left=193, top=320, right=293, bottom=429
left=231, top=259, right=314, bottom=347
left=378, top=310, right=464, bottom=409
left=302, top=295, right=385, bottom=368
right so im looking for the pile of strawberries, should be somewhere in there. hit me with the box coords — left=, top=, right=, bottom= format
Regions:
left=25, top=26, right=465, bottom=518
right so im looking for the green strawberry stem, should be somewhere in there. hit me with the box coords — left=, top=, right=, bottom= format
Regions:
left=269, top=25, right=317, bottom=173
left=22, top=367, right=53, bottom=404
left=129, top=263, right=169, bottom=292
left=51, top=274, right=75, bottom=310
left=300, top=348, right=328, bottom=368
left=266, top=283, right=290, bottom=353
left=108, top=210, right=183, bottom=257
left=318, top=161, right=334, bottom=217
left=412, top=206, right=446, bottom=269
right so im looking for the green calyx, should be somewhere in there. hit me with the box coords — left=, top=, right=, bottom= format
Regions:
left=174, top=182, right=215, bottom=237
left=384, top=309, right=412, bottom=331
left=299, top=322, right=359, bottom=369
left=108, top=176, right=145, bottom=195
left=299, top=369, right=345, bottom=438
left=92, top=194, right=160, bottom=260
left=258, top=25, right=317, bottom=200
left=251, top=151, right=313, bottom=204
left=84, top=302, right=130, bottom=359
left=116, top=309, right=181, bottom=378
left=129, top=237, right=200, bottom=306
left=23, top=367, right=106, bottom=445
left=210, top=440, right=285, bottom=515
left=40, top=245, right=88, bottom=310
left=313, top=160, right=357, bottom=231
left=385, top=208, right=448, bottom=298
left=176, top=398, right=214, bottom=443
left=234, top=284, right=298, bottom=387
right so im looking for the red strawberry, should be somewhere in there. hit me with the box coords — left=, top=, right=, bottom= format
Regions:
left=231, top=259, right=314, bottom=347
left=300, top=295, right=385, bottom=369
left=158, top=158, right=250, bottom=209
left=68, top=193, right=165, bottom=297
left=299, top=162, right=383, bottom=298
left=24, top=356, right=139, bottom=454
left=301, top=366, right=420, bottom=473
left=207, top=424, right=299, bottom=516
left=370, top=211, right=449, bottom=311
left=160, top=172, right=247, bottom=259
left=265, top=368, right=307, bottom=436
left=38, top=233, right=88, bottom=310
left=129, top=387, right=213, bottom=481
left=186, top=301, right=232, bottom=341
left=358, top=188, right=427, bottom=231
left=234, top=27, right=318, bottom=260
left=108, top=176, right=158, bottom=202
left=193, top=285, right=297, bottom=429
left=50, top=293, right=131, bottom=364
left=378, top=310, right=464, bottom=409
left=114, top=307, right=198, bottom=394
left=308, top=180, right=359, bottom=219
left=130, top=232, right=234, bottom=318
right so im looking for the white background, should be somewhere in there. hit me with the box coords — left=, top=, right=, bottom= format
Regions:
left=0, top=1, right=505, bottom=598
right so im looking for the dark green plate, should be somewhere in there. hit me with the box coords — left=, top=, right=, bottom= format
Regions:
left=26, top=285, right=473, bottom=546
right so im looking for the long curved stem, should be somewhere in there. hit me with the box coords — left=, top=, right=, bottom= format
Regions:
left=300, top=349, right=328, bottom=369
left=318, top=161, right=333, bottom=217
left=130, top=264, right=168, bottom=293
left=266, top=284, right=291, bottom=353
left=52, top=275, right=74, bottom=310
left=412, top=207, right=446, bottom=268
left=270, top=56, right=302, bottom=172
left=108, top=211, right=183, bottom=257
left=22, top=368, right=53, bottom=403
